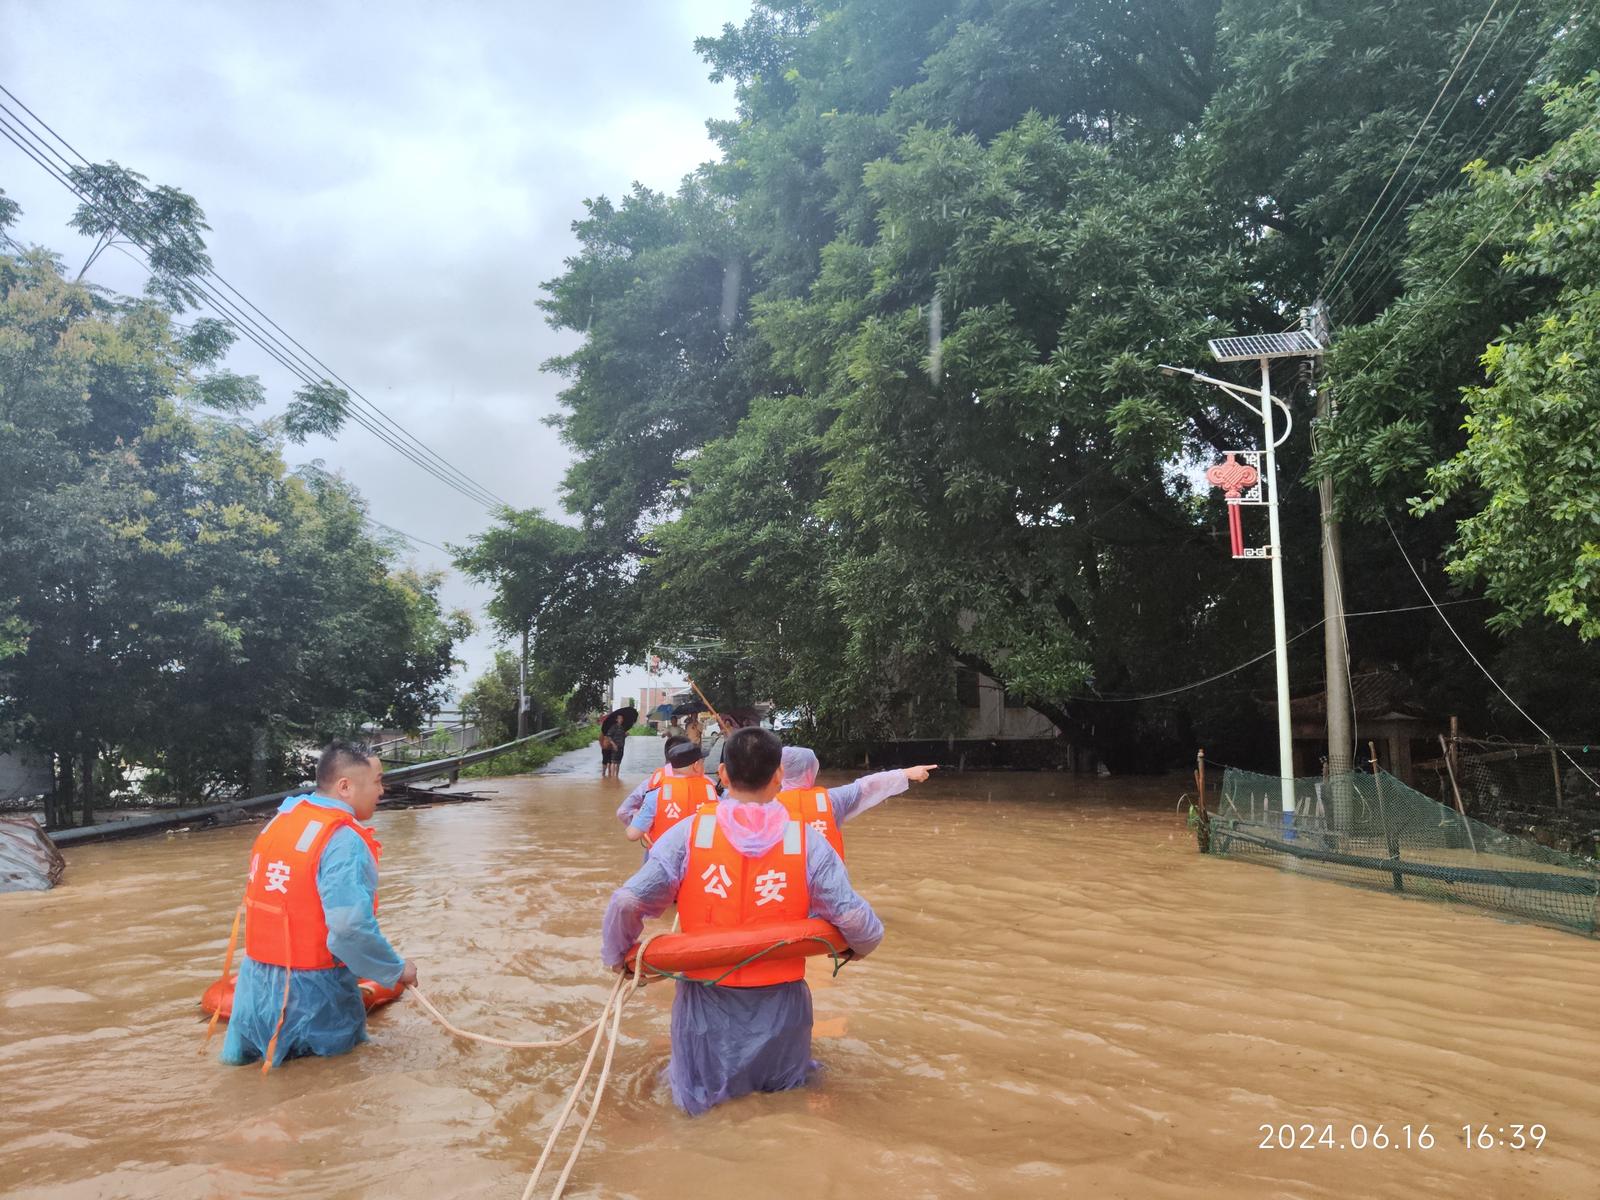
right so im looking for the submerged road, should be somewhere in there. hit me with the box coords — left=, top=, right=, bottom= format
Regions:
left=2, top=734, right=1597, bottom=1198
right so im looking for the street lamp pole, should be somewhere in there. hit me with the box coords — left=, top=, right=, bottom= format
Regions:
left=1162, top=328, right=1323, bottom=831
left=1258, top=359, right=1295, bottom=823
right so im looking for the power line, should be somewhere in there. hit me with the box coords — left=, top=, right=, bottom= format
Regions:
left=0, top=92, right=508, bottom=511
left=364, top=517, right=451, bottom=554
left=0, top=106, right=499, bottom=511
left=1334, top=4, right=1567, bottom=320
left=0, top=114, right=487, bottom=570
left=2, top=118, right=505, bottom=513
left=0, top=105, right=506, bottom=512
left=1351, top=112, right=1597, bottom=378
left=1330, top=0, right=1532, bottom=312
left=1384, top=517, right=1599, bottom=789
left=0, top=119, right=494, bottom=512
left=1077, top=599, right=1487, bottom=703
left=1320, top=0, right=1505, bottom=298
left=0, top=85, right=509, bottom=511
left=1325, top=0, right=1520, bottom=303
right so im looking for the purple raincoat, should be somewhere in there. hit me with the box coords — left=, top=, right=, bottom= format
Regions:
left=600, top=799, right=883, bottom=1115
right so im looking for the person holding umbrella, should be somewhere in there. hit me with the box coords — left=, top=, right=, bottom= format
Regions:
left=599, top=704, right=638, bottom=779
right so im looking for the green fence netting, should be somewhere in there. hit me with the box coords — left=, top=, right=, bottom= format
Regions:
left=1207, top=768, right=1600, bottom=936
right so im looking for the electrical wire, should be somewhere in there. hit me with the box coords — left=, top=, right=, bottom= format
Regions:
left=1079, top=599, right=1486, bottom=703
left=1330, top=0, right=1533, bottom=315
left=0, top=95, right=508, bottom=510
left=1325, top=0, right=1521, bottom=302
left=0, top=87, right=509, bottom=511
left=1335, top=4, right=1570, bottom=321
left=1320, top=0, right=1504, bottom=298
left=364, top=517, right=451, bottom=554
left=1384, top=517, right=1600, bottom=790
left=0, top=108, right=503, bottom=511
left=1350, top=112, right=1597, bottom=378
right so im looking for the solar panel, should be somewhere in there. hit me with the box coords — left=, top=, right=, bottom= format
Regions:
left=1208, top=331, right=1324, bottom=362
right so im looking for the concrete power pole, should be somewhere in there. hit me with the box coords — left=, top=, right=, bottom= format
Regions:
left=517, top=624, right=530, bottom=738
left=1318, top=389, right=1352, bottom=774
left=1309, top=301, right=1354, bottom=821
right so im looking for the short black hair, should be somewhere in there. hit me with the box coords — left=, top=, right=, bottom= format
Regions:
left=721, top=727, right=783, bottom=790
left=663, top=734, right=689, bottom=758
left=667, top=740, right=705, bottom=769
left=317, top=739, right=379, bottom=789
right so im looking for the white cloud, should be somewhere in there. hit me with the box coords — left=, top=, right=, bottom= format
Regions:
left=0, top=0, right=755, bottom=697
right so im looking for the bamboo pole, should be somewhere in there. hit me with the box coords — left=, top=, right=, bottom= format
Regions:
left=684, top=677, right=727, bottom=734
left=1438, top=733, right=1478, bottom=854
left=1369, top=741, right=1404, bottom=892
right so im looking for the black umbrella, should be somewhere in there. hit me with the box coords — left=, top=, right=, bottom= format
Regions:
left=603, top=706, right=639, bottom=730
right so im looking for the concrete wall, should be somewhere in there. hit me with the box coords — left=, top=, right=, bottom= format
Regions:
left=0, top=751, right=52, bottom=803
left=963, top=671, right=1060, bottom=740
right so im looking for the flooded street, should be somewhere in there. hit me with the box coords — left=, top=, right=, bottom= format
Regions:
left=3, top=734, right=1597, bottom=1199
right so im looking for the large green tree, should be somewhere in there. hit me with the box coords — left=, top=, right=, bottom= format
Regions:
left=452, top=509, right=635, bottom=713
left=1395, top=80, right=1600, bottom=634
left=530, top=0, right=1599, bottom=760
left=0, top=184, right=468, bottom=821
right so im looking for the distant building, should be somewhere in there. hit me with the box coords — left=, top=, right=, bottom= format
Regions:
left=637, top=686, right=679, bottom=723
left=954, top=664, right=1060, bottom=740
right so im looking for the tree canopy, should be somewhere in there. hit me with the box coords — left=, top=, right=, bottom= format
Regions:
left=507, top=1, right=1600, bottom=761
left=0, top=186, right=469, bottom=822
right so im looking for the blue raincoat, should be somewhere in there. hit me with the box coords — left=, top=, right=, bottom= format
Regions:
left=779, top=746, right=910, bottom=825
left=627, top=772, right=718, bottom=839
left=617, top=766, right=673, bottom=827
left=220, top=794, right=405, bottom=1067
left=600, top=801, right=883, bottom=1115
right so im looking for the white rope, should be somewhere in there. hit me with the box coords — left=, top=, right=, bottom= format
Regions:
left=410, top=987, right=605, bottom=1051
left=519, top=930, right=664, bottom=1200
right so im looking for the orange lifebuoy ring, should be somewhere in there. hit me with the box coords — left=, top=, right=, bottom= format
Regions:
left=625, top=917, right=848, bottom=976
left=356, top=978, right=405, bottom=1008
left=200, top=973, right=404, bottom=1020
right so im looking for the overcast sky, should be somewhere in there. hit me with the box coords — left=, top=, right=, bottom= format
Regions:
left=1, top=0, right=746, bottom=701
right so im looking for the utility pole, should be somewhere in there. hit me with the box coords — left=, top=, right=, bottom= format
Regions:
left=1306, top=301, right=1353, bottom=830
left=517, top=623, right=530, bottom=738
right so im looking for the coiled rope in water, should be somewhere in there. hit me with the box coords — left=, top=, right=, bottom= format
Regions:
left=410, top=926, right=850, bottom=1199
left=519, top=930, right=662, bottom=1200
left=399, top=933, right=660, bottom=1200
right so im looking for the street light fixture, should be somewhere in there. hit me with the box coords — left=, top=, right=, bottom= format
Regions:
left=1161, top=329, right=1324, bottom=830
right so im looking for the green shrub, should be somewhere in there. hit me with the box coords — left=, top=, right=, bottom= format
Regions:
left=460, top=724, right=601, bottom=778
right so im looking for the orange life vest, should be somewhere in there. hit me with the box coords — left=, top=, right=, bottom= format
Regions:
left=648, top=775, right=717, bottom=843
left=644, top=765, right=674, bottom=791
left=777, top=785, right=844, bottom=859
left=679, top=807, right=811, bottom=987
left=243, top=800, right=382, bottom=971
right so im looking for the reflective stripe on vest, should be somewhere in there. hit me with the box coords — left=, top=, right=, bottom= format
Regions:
left=778, top=785, right=844, bottom=859
left=243, top=802, right=382, bottom=970
left=649, top=775, right=717, bottom=843
left=680, top=810, right=811, bottom=987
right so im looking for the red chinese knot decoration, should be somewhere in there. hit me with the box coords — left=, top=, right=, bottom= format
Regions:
left=1206, top=452, right=1261, bottom=558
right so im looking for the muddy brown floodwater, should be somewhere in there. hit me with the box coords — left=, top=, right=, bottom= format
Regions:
left=3, top=735, right=1598, bottom=1199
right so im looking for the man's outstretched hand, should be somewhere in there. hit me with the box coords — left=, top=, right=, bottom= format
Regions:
left=904, top=764, right=939, bottom=783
